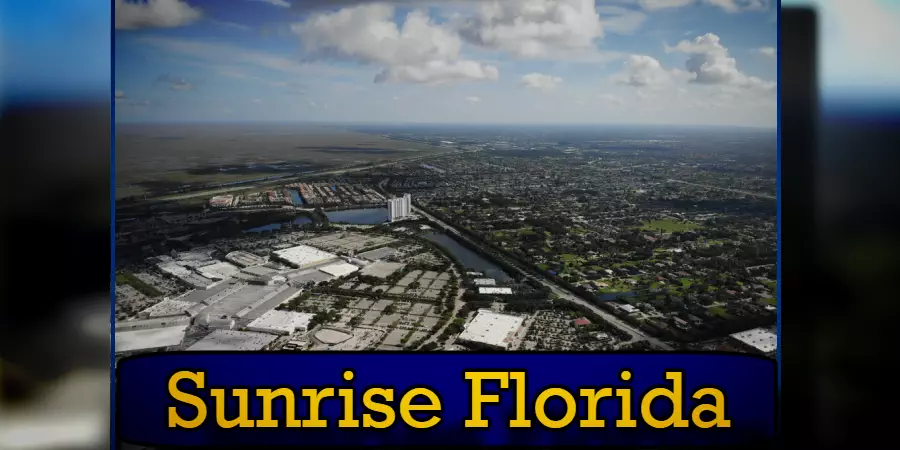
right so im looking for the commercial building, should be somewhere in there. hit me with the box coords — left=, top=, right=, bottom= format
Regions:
left=319, top=262, right=360, bottom=278
left=246, top=310, right=315, bottom=335
left=116, top=316, right=192, bottom=332
left=209, top=195, right=235, bottom=208
left=729, top=327, right=777, bottom=355
left=138, top=298, right=195, bottom=319
left=226, top=251, right=267, bottom=267
left=116, top=325, right=189, bottom=354
left=387, top=194, right=412, bottom=222
left=456, top=309, right=525, bottom=350
left=360, top=261, right=406, bottom=279
left=187, top=330, right=278, bottom=351
left=473, top=278, right=497, bottom=286
left=273, top=245, right=338, bottom=269
left=478, top=287, right=513, bottom=295
left=197, top=261, right=240, bottom=281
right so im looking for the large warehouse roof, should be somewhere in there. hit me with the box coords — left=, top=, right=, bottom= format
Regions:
left=319, top=262, right=359, bottom=278
left=139, top=299, right=194, bottom=318
left=457, top=309, right=524, bottom=350
left=187, top=330, right=278, bottom=351
left=274, top=245, right=337, bottom=268
left=360, top=261, right=405, bottom=279
left=197, top=261, right=240, bottom=280
left=246, top=310, right=315, bottom=335
left=730, top=327, right=777, bottom=354
left=478, top=287, right=513, bottom=295
left=116, top=325, right=189, bottom=353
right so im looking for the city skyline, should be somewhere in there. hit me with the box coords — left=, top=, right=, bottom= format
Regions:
left=115, top=0, right=777, bottom=127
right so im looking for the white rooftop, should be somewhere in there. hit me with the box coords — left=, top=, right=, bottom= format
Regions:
left=319, top=262, right=359, bottom=278
left=116, top=325, right=188, bottom=353
left=473, top=278, right=497, bottom=286
left=478, top=287, right=513, bottom=295
left=197, top=261, right=240, bottom=280
left=246, top=310, right=315, bottom=335
left=620, top=304, right=638, bottom=313
left=730, top=327, right=777, bottom=354
left=140, top=299, right=194, bottom=318
left=187, top=330, right=278, bottom=351
left=274, top=245, right=337, bottom=268
left=359, top=261, right=406, bottom=279
left=457, top=309, right=524, bottom=350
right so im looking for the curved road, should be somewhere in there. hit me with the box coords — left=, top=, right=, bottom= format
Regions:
left=412, top=205, right=673, bottom=351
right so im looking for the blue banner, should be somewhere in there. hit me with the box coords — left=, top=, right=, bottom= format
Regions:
left=117, top=352, right=776, bottom=447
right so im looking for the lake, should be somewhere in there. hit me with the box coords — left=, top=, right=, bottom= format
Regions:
left=244, top=216, right=312, bottom=233
left=325, top=208, right=388, bottom=225
left=287, top=189, right=304, bottom=205
left=422, top=232, right=511, bottom=282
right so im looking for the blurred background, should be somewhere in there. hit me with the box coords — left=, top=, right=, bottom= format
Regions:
left=2, top=0, right=898, bottom=449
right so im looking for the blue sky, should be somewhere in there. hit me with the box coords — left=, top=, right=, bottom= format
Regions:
left=114, top=0, right=779, bottom=126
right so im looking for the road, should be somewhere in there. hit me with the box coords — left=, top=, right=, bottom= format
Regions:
left=412, top=205, right=673, bottom=350
left=417, top=266, right=466, bottom=349
left=667, top=179, right=776, bottom=200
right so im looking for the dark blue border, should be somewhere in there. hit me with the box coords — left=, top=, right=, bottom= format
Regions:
left=775, top=0, right=782, bottom=398
left=110, top=0, right=117, bottom=447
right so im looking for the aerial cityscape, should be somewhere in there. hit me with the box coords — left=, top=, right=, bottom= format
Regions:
left=114, top=0, right=777, bottom=358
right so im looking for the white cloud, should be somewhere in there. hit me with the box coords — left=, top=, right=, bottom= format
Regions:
left=665, top=33, right=775, bottom=92
left=596, top=5, right=648, bottom=35
left=638, top=0, right=768, bottom=13
left=756, top=46, right=776, bottom=57
left=210, top=20, right=251, bottom=31
left=249, top=0, right=290, bottom=7
left=466, top=96, right=481, bottom=103
left=614, top=54, right=688, bottom=89
left=115, top=0, right=202, bottom=30
left=702, top=0, right=767, bottom=13
left=292, top=4, right=498, bottom=85
left=639, top=0, right=694, bottom=11
left=456, top=0, right=605, bottom=59
left=521, top=73, right=563, bottom=90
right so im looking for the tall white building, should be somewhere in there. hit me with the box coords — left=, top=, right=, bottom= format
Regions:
left=387, top=194, right=412, bottom=222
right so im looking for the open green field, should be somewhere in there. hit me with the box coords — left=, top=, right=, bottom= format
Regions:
left=640, top=218, right=701, bottom=232
left=708, top=305, right=731, bottom=318
left=116, top=271, right=162, bottom=297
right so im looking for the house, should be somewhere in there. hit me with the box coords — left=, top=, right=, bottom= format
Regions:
left=573, top=318, right=592, bottom=327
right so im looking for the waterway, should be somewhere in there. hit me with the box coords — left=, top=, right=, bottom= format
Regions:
left=325, top=208, right=388, bottom=225
left=287, top=189, right=304, bottom=205
left=422, top=232, right=511, bottom=282
left=244, top=216, right=312, bottom=233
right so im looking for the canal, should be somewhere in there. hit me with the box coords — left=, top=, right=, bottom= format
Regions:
left=325, top=208, right=388, bottom=225
left=422, top=232, right=511, bottom=282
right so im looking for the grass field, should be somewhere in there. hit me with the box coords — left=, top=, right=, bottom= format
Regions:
left=115, top=123, right=449, bottom=199
left=640, top=218, right=701, bottom=233
left=708, top=305, right=731, bottom=318
left=116, top=271, right=162, bottom=297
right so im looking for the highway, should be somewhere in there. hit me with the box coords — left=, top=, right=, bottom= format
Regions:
left=666, top=179, right=776, bottom=200
left=412, top=205, right=673, bottom=350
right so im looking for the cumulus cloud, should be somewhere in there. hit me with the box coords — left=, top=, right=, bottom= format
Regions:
left=638, top=0, right=768, bottom=12
left=455, top=0, right=605, bottom=59
left=248, top=0, right=290, bottom=7
left=756, top=46, right=776, bottom=57
left=466, top=96, right=481, bottom=103
left=115, top=0, right=202, bottom=30
left=665, top=33, right=775, bottom=91
left=521, top=73, right=563, bottom=90
left=614, top=55, right=688, bottom=89
left=292, top=4, right=498, bottom=85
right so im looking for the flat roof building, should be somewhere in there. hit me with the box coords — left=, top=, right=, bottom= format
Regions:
left=197, top=261, right=240, bottom=281
left=729, top=327, right=777, bottom=355
left=274, top=245, right=337, bottom=269
left=319, top=262, right=360, bottom=278
left=360, top=261, right=406, bottom=279
left=116, top=325, right=189, bottom=354
left=226, top=251, right=267, bottom=267
left=138, top=298, right=195, bottom=319
left=187, top=330, right=278, bottom=351
left=478, top=287, right=513, bottom=295
left=473, top=278, right=497, bottom=286
left=456, top=309, right=525, bottom=350
left=246, top=310, right=315, bottom=335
